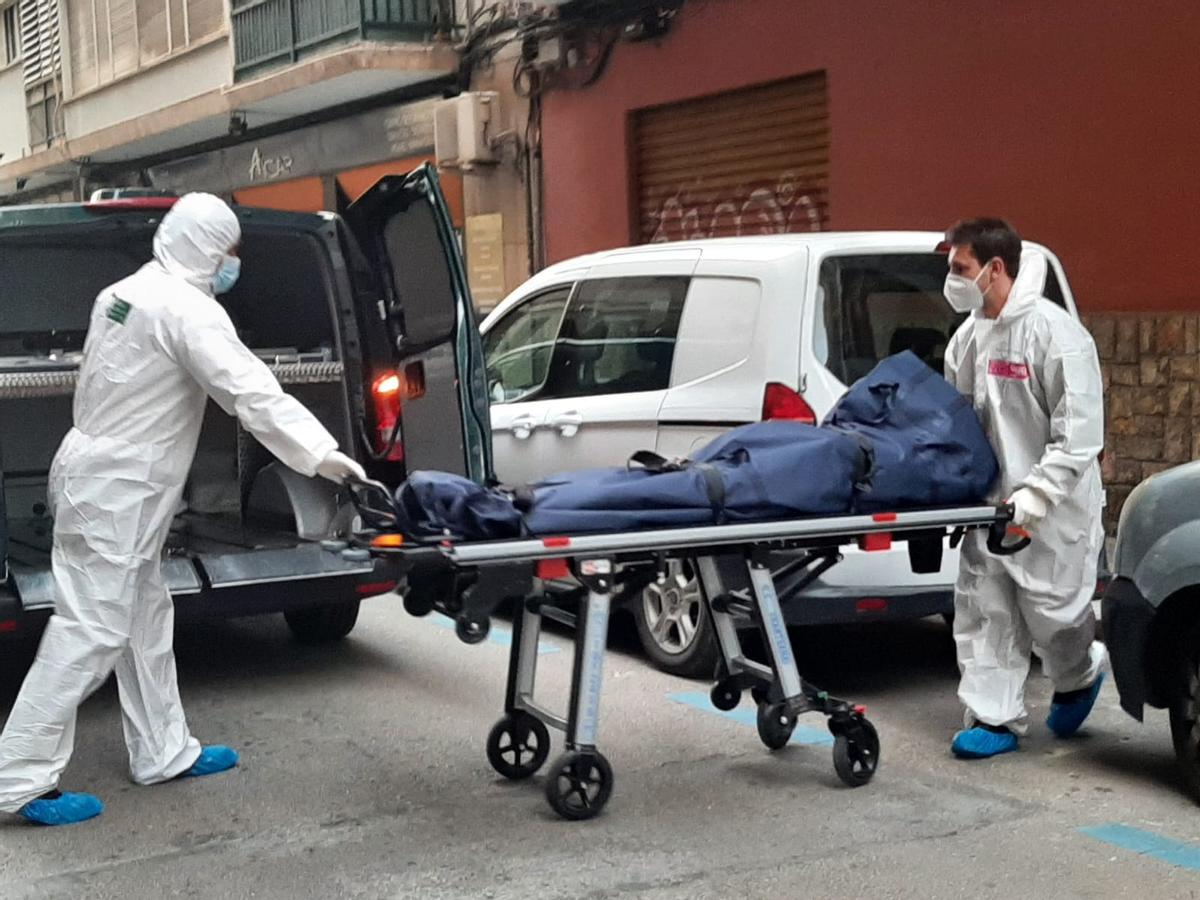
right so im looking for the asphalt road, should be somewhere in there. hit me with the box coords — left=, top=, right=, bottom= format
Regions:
left=1, top=597, right=1198, bottom=899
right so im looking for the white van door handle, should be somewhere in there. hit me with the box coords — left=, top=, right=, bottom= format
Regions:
left=550, top=411, right=583, bottom=438
left=508, top=414, right=540, bottom=440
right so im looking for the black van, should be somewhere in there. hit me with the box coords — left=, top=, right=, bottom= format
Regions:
left=0, top=165, right=492, bottom=644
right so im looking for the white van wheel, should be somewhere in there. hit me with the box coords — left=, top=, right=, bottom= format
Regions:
left=633, top=560, right=718, bottom=678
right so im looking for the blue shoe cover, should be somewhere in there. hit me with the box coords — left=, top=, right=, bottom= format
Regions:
left=18, top=792, right=103, bottom=826
left=180, top=745, right=239, bottom=779
left=1047, top=673, right=1105, bottom=738
left=951, top=727, right=1019, bottom=759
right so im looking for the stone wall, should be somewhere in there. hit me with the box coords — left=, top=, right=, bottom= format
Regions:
left=1083, top=314, right=1198, bottom=532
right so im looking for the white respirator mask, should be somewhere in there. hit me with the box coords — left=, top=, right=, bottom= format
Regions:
left=943, top=260, right=995, bottom=313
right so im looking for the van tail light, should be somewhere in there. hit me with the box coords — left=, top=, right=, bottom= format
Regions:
left=762, top=382, right=817, bottom=424
left=934, top=240, right=951, bottom=254
left=856, top=598, right=889, bottom=614
left=369, top=363, right=426, bottom=463
left=372, top=372, right=405, bottom=462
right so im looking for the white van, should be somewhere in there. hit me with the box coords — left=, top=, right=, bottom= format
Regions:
left=480, top=233, right=1080, bottom=676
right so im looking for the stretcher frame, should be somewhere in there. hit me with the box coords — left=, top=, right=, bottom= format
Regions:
left=341, top=484, right=1025, bottom=821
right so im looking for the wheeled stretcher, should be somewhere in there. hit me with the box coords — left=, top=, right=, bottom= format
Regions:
left=339, top=481, right=1028, bottom=821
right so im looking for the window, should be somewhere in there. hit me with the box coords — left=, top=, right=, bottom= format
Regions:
left=25, top=78, right=62, bottom=146
left=2, top=3, right=19, bottom=65
left=483, top=287, right=572, bottom=403
left=18, top=0, right=57, bottom=87
left=817, top=252, right=1068, bottom=385
left=540, top=276, right=688, bottom=401
left=66, top=0, right=225, bottom=94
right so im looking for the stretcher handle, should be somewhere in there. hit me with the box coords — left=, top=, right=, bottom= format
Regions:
left=987, top=503, right=1032, bottom=556
left=344, top=476, right=399, bottom=528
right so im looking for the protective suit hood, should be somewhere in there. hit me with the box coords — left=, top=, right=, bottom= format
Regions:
left=152, top=193, right=241, bottom=293
left=993, top=248, right=1049, bottom=322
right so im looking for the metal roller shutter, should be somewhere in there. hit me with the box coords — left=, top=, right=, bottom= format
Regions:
left=633, top=72, right=829, bottom=244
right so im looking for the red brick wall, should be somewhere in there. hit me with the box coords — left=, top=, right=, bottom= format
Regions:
left=540, top=0, right=1200, bottom=314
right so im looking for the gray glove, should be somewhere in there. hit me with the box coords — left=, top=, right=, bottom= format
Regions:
left=316, top=450, right=366, bottom=485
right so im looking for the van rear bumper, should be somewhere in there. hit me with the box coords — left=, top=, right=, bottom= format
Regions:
left=175, top=565, right=397, bottom=622
left=778, top=584, right=953, bottom=626
left=0, top=585, right=50, bottom=639
left=0, top=562, right=395, bottom=638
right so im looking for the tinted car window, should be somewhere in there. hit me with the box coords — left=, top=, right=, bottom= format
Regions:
left=483, top=286, right=572, bottom=402
left=817, top=252, right=1067, bottom=386
left=539, top=276, right=688, bottom=400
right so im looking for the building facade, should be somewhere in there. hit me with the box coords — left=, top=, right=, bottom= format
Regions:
left=0, top=1, right=466, bottom=215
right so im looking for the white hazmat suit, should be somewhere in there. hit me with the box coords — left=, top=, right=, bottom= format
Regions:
left=0, top=194, right=344, bottom=811
left=944, top=251, right=1107, bottom=731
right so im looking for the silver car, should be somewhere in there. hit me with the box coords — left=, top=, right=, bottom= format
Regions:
left=1105, top=462, right=1200, bottom=800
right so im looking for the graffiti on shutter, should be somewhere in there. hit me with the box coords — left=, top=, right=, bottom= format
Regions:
left=634, top=72, right=830, bottom=244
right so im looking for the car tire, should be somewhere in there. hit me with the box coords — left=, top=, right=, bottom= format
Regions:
left=632, top=560, right=720, bottom=678
left=284, top=599, right=361, bottom=644
left=1169, top=619, right=1200, bottom=802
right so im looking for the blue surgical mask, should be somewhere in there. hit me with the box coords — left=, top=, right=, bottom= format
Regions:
left=212, top=254, right=241, bottom=295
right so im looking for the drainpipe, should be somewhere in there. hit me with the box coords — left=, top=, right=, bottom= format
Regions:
left=525, top=85, right=546, bottom=273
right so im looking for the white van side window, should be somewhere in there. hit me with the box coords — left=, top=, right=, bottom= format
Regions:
left=538, top=276, right=688, bottom=400
left=482, top=286, right=572, bottom=403
left=819, top=253, right=964, bottom=385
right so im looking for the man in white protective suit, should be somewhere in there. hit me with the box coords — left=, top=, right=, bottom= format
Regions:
left=941, top=217, right=1107, bottom=760
left=0, top=193, right=365, bottom=825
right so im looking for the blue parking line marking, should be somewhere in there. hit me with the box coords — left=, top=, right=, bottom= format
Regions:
left=1080, top=824, right=1200, bottom=871
left=668, top=691, right=834, bottom=746
left=429, top=616, right=560, bottom=654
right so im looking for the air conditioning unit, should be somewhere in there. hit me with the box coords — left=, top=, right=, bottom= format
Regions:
left=434, top=92, right=500, bottom=171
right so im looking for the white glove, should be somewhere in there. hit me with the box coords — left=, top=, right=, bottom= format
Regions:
left=316, top=450, right=366, bottom=485
left=1008, top=487, right=1049, bottom=528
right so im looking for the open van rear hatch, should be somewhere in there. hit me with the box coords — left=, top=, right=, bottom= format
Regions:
left=0, top=163, right=487, bottom=617
left=342, top=163, right=492, bottom=483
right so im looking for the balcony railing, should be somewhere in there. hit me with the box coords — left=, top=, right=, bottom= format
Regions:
left=232, top=0, right=453, bottom=80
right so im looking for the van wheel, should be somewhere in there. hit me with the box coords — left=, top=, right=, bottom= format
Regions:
left=1169, top=620, right=1200, bottom=802
left=284, top=600, right=361, bottom=644
left=633, top=560, right=719, bottom=678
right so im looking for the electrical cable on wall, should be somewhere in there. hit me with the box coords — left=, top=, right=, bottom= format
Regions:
left=458, top=0, right=687, bottom=98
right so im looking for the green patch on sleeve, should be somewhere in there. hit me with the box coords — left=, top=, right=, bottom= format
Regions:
left=107, top=297, right=133, bottom=325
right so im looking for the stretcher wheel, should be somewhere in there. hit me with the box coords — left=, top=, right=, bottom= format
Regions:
left=486, top=713, right=551, bottom=780
left=833, top=719, right=880, bottom=788
left=455, top=615, right=490, bottom=644
left=710, top=680, right=742, bottom=712
left=544, top=750, right=613, bottom=821
left=756, top=702, right=796, bottom=750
